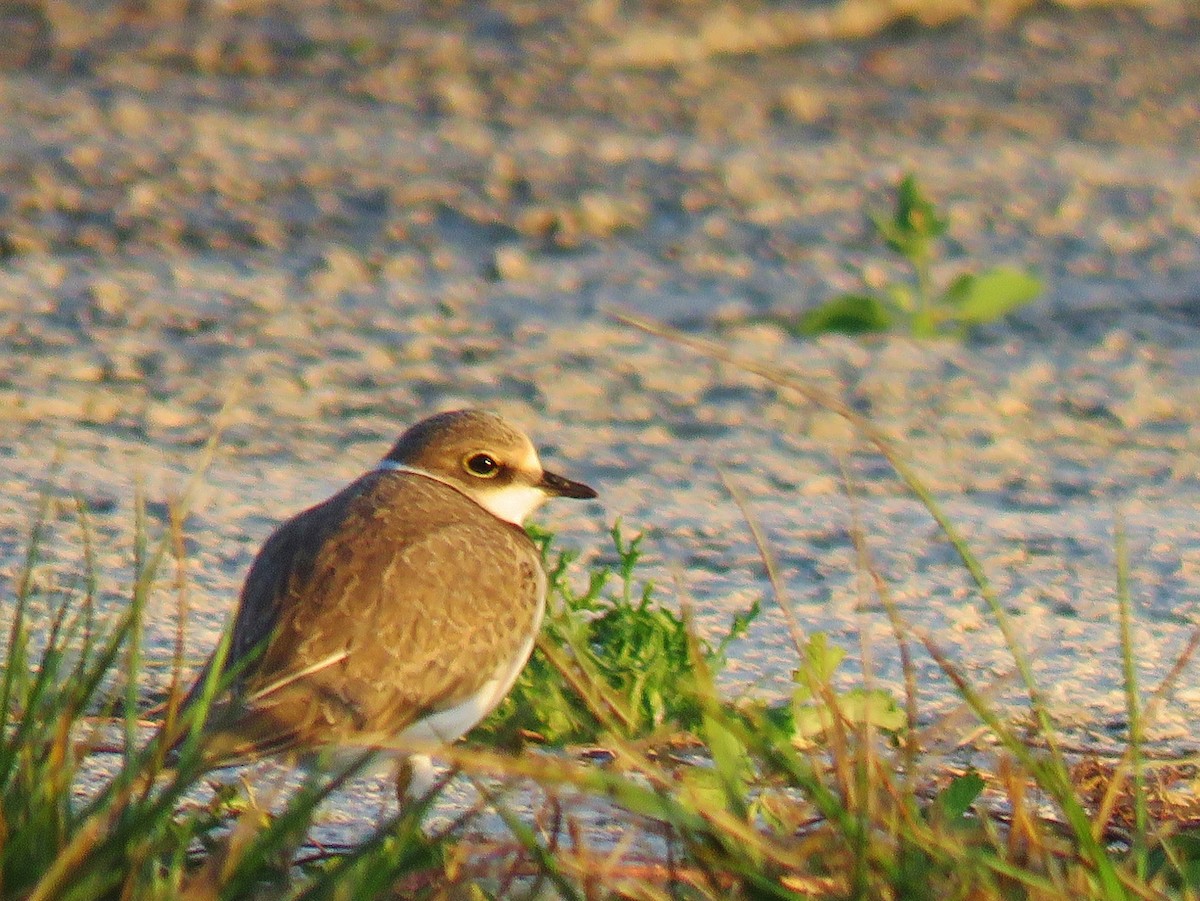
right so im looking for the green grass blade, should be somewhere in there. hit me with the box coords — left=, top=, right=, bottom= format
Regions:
left=292, top=792, right=445, bottom=901
left=0, top=471, right=58, bottom=787
left=1115, top=512, right=1147, bottom=879
left=474, top=779, right=585, bottom=901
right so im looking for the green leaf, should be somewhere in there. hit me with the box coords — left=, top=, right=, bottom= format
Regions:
left=1148, top=829, right=1200, bottom=890
left=793, top=688, right=906, bottom=741
left=791, top=633, right=845, bottom=704
left=933, top=770, right=985, bottom=821
left=713, top=595, right=761, bottom=663
left=873, top=173, right=948, bottom=258
left=680, top=767, right=731, bottom=814
left=802, top=632, right=845, bottom=682
left=798, top=294, right=891, bottom=335
left=886, top=282, right=916, bottom=315
left=704, top=713, right=752, bottom=788
left=942, top=272, right=976, bottom=306
left=951, top=266, right=1041, bottom=323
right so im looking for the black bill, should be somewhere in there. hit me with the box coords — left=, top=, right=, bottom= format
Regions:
left=539, top=470, right=598, bottom=499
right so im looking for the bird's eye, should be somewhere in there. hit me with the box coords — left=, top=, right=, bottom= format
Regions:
left=464, top=453, right=500, bottom=477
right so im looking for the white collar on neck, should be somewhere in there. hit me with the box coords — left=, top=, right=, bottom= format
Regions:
left=373, top=459, right=546, bottom=525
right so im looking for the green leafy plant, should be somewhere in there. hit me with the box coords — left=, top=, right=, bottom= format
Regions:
left=789, top=634, right=906, bottom=745
left=799, top=173, right=1042, bottom=337
left=478, top=521, right=761, bottom=747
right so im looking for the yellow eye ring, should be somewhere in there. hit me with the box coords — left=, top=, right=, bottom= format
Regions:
left=464, top=453, right=500, bottom=478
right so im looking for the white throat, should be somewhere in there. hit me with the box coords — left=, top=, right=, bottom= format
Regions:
left=375, top=460, right=546, bottom=526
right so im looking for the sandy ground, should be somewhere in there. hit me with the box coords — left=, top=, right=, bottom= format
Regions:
left=1, top=1, right=1200, bottom=832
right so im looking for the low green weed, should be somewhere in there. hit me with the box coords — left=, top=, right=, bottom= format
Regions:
left=478, top=521, right=761, bottom=747
left=787, top=633, right=906, bottom=745
left=798, top=173, right=1042, bottom=337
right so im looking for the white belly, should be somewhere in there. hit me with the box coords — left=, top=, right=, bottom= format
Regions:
left=403, top=634, right=539, bottom=746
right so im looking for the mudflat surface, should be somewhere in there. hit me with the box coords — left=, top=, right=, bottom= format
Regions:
left=1, top=2, right=1200, bottom=824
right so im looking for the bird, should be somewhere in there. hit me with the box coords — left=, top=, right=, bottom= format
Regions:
left=180, top=409, right=597, bottom=801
